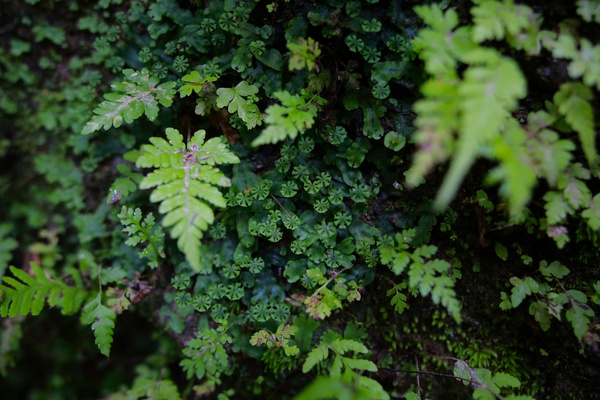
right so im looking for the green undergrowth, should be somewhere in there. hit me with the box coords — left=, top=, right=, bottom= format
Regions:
left=1, top=0, right=600, bottom=399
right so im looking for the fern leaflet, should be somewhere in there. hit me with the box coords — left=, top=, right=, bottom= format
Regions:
left=118, top=206, right=165, bottom=269
left=252, top=91, right=318, bottom=146
left=81, top=69, right=177, bottom=135
left=180, top=328, right=231, bottom=380
left=216, top=81, right=261, bottom=129
left=81, top=293, right=116, bottom=357
left=380, top=230, right=462, bottom=323
left=554, top=82, right=597, bottom=165
left=0, top=264, right=88, bottom=318
left=136, top=128, right=240, bottom=272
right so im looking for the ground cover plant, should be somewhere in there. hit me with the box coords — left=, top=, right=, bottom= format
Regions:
left=1, top=0, right=600, bottom=398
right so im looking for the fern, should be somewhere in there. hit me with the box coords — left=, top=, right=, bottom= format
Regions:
left=547, top=32, right=600, bottom=90
left=303, top=344, right=329, bottom=373
left=118, top=206, right=165, bottom=269
left=0, top=263, right=88, bottom=318
left=409, top=4, right=527, bottom=212
left=216, top=80, right=261, bottom=129
left=301, top=333, right=387, bottom=400
left=576, top=0, right=600, bottom=23
left=302, top=335, right=373, bottom=374
left=250, top=323, right=300, bottom=356
left=81, top=293, right=116, bottom=357
left=434, top=56, right=526, bottom=210
left=108, top=376, right=181, bottom=400
left=180, top=327, right=231, bottom=381
left=81, top=69, right=177, bottom=135
left=136, top=128, right=239, bottom=272
left=380, top=229, right=462, bottom=323
left=252, top=91, right=318, bottom=146
left=502, top=261, right=596, bottom=343
left=471, top=0, right=541, bottom=53
left=553, top=82, right=597, bottom=165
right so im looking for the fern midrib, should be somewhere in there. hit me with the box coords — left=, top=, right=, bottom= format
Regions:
left=183, top=162, right=193, bottom=220
left=104, top=83, right=163, bottom=121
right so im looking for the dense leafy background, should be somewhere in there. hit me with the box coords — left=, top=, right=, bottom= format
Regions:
left=1, top=0, right=599, bottom=399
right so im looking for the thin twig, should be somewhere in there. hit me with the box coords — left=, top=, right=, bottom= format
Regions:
left=270, top=194, right=292, bottom=218
left=381, top=367, right=481, bottom=386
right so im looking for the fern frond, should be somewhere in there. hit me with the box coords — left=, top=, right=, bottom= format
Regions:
left=116, top=377, right=182, bottom=400
left=381, top=240, right=462, bottom=323
left=252, top=91, right=318, bottom=146
left=342, top=357, right=378, bottom=372
left=216, top=81, right=262, bottom=129
left=118, top=207, right=165, bottom=269
left=0, top=264, right=88, bottom=318
left=137, top=128, right=240, bottom=271
left=81, top=69, right=177, bottom=135
left=434, top=57, right=526, bottom=210
left=302, top=344, right=329, bottom=373
left=180, top=328, right=231, bottom=380
left=554, top=82, right=597, bottom=165
left=81, top=293, right=116, bottom=357
left=330, top=338, right=368, bottom=355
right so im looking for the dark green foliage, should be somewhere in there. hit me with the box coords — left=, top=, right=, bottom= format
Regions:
left=2, top=0, right=600, bottom=399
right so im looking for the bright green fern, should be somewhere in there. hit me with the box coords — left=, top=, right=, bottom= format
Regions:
left=252, top=91, right=318, bottom=146
left=81, top=69, right=177, bottom=135
left=81, top=292, right=116, bottom=357
left=0, top=263, right=88, bottom=318
left=136, top=128, right=240, bottom=272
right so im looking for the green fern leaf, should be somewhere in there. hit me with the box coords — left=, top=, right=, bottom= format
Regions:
left=330, top=338, right=368, bottom=355
left=554, top=82, right=597, bottom=165
left=435, top=57, right=526, bottom=210
left=81, top=293, right=116, bottom=357
left=137, top=128, right=239, bottom=272
left=582, top=193, right=600, bottom=230
left=82, top=69, right=177, bottom=135
left=216, top=81, right=261, bottom=129
left=471, top=0, right=538, bottom=51
left=302, top=344, right=329, bottom=373
left=0, top=264, right=87, bottom=318
left=486, top=120, right=540, bottom=215
left=388, top=289, right=408, bottom=314
left=180, top=328, right=231, bottom=380
left=252, top=91, right=318, bottom=146
left=123, top=377, right=182, bottom=400
left=356, top=376, right=390, bottom=400
left=118, top=207, right=165, bottom=269
left=342, top=357, right=377, bottom=372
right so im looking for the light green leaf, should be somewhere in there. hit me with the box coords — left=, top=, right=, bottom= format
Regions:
left=81, top=293, right=116, bottom=357
left=554, top=83, right=597, bottom=165
left=216, top=81, right=261, bottom=129
left=253, top=91, right=318, bottom=146
left=82, top=69, right=176, bottom=135
left=137, top=129, right=239, bottom=271
left=434, top=57, right=526, bottom=210
left=539, top=260, right=570, bottom=279
left=303, top=345, right=329, bottom=373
